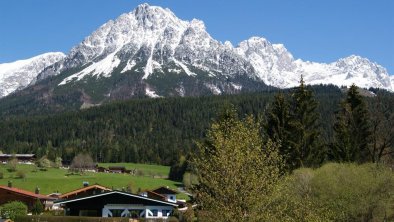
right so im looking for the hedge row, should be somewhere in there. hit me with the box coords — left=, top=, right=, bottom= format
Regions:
left=15, top=216, right=133, bottom=222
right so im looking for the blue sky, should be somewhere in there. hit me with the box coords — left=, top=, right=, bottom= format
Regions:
left=0, top=0, right=393, bottom=74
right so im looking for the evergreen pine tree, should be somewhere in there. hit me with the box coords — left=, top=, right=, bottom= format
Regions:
left=332, top=84, right=371, bottom=162
left=265, top=92, right=293, bottom=167
left=288, top=76, right=323, bottom=168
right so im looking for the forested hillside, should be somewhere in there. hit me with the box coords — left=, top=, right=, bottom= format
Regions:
left=0, top=85, right=392, bottom=165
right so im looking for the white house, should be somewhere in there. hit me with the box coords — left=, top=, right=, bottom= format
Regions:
left=150, top=186, right=179, bottom=203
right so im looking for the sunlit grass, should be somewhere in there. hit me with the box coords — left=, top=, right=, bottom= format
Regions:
left=0, top=163, right=188, bottom=199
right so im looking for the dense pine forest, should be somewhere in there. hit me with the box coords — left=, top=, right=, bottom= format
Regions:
left=0, top=84, right=392, bottom=166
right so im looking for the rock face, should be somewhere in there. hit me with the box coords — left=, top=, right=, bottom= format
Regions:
left=1, top=3, right=393, bottom=100
left=0, top=52, right=65, bottom=98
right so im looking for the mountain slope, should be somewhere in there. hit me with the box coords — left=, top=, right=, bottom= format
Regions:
left=0, top=52, right=65, bottom=97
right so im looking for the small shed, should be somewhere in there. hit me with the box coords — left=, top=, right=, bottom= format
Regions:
left=108, top=166, right=126, bottom=173
left=96, top=166, right=107, bottom=173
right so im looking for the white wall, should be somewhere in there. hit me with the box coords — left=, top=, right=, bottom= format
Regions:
left=102, top=204, right=174, bottom=219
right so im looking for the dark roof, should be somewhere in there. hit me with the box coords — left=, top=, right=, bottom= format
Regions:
left=55, top=190, right=178, bottom=207
left=59, top=184, right=111, bottom=199
left=108, top=166, right=126, bottom=170
left=0, top=185, right=55, bottom=200
left=152, top=186, right=179, bottom=195
left=146, top=190, right=166, bottom=201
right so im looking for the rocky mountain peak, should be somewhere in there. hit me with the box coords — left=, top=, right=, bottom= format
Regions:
left=0, top=52, right=65, bottom=97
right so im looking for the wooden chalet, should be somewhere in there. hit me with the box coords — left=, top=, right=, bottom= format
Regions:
left=96, top=166, right=107, bottom=173
left=151, top=186, right=179, bottom=203
left=54, top=190, right=178, bottom=219
left=59, top=184, right=111, bottom=199
left=0, top=184, right=55, bottom=210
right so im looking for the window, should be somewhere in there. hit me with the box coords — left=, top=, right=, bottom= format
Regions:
left=151, top=209, right=158, bottom=217
left=162, top=210, right=171, bottom=217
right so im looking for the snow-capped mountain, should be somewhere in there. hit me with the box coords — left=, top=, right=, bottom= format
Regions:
left=1, top=3, right=393, bottom=102
left=390, top=74, right=394, bottom=88
left=233, top=36, right=393, bottom=90
left=39, top=3, right=254, bottom=96
left=0, top=52, right=65, bottom=97
left=295, top=55, right=392, bottom=90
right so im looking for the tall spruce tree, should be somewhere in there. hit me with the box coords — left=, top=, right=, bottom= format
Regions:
left=332, top=84, right=371, bottom=162
left=265, top=92, right=293, bottom=167
left=288, top=77, right=322, bottom=169
left=193, top=107, right=284, bottom=222
left=265, top=78, right=322, bottom=170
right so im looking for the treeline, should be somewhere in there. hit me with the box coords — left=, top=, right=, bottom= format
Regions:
left=190, top=83, right=394, bottom=221
left=265, top=81, right=394, bottom=169
left=0, top=84, right=392, bottom=166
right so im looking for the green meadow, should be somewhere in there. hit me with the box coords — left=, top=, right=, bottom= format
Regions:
left=98, top=162, right=170, bottom=177
left=0, top=163, right=187, bottom=199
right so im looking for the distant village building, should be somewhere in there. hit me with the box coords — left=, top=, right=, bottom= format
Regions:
left=151, top=186, right=179, bottom=203
left=0, top=183, right=55, bottom=210
left=108, top=166, right=126, bottom=173
left=0, top=154, right=36, bottom=163
left=96, top=166, right=107, bottom=173
left=54, top=190, right=178, bottom=219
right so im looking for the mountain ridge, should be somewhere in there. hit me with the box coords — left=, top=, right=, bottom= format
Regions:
left=0, top=3, right=392, bottom=101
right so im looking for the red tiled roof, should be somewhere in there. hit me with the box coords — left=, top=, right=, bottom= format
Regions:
left=0, top=185, right=55, bottom=200
left=59, top=184, right=111, bottom=199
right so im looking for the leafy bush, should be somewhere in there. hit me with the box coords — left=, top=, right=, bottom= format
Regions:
left=15, top=170, right=26, bottom=179
left=54, top=157, right=62, bottom=168
left=42, top=209, right=64, bottom=216
left=269, top=163, right=394, bottom=221
left=15, top=215, right=131, bottom=222
left=0, top=201, right=28, bottom=220
left=7, top=158, right=18, bottom=172
left=37, top=156, right=52, bottom=169
left=168, top=216, right=179, bottom=222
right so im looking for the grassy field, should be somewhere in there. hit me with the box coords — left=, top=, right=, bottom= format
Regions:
left=98, top=162, right=169, bottom=177
left=0, top=163, right=187, bottom=199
